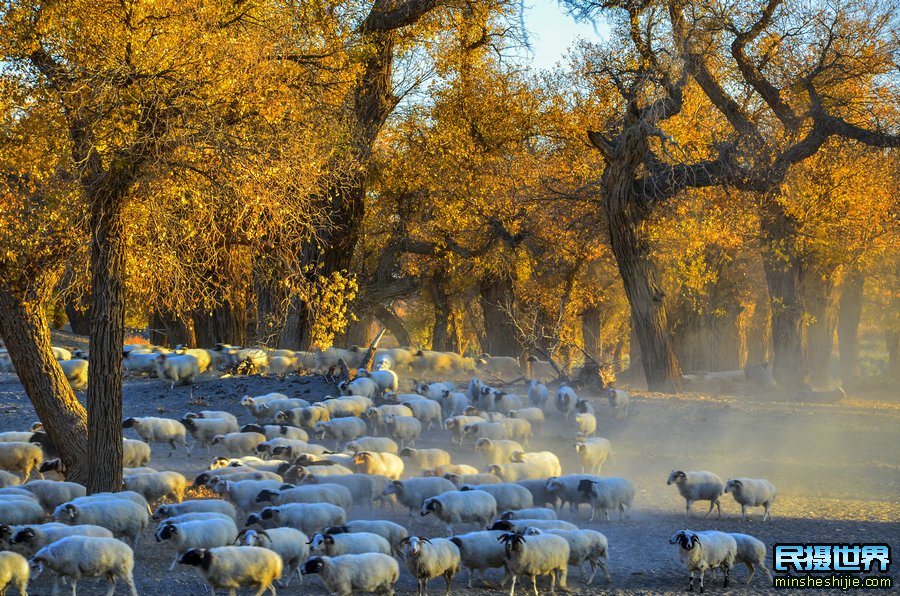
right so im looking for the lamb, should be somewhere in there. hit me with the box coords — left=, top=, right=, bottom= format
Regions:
left=59, top=359, right=88, bottom=391
left=267, top=355, right=297, bottom=375
left=20, top=480, right=85, bottom=513
left=382, top=478, right=457, bottom=515
left=420, top=490, right=497, bottom=535
left=212, top=432, right=267, bottom=457
left=52, top=346, right=72, bottom=360
left=448, top=530, right=508, bottom=588
left=606, top=388, right=630, bottom=419
left=545, top=474, right=602, bottom=514
left=240, top=424, right=309, bottom=442
left=514, top=480, right=558, bottom=509
left=401, top=536, right=461, bottom=596
left=576, top=477, right=635, bottom=522
left=153, top=499, right=237, bottom=522
left=526, top=380, right=549, bottom=410
left=352, top=451, right=404, bottom=480
left=364, top=405, right=414, bottom=434
left=251, top=502, right=346, bottom=536
left=323, top=520, right=409, bottom=556
left=524, top=528, right=610, bottom=585
left=462, top=421, right=507, bottom=442
left=574, top=438, right=612, bottom=474
left=669, top=530, right=737, bottom=593
left=314, top=418, right=367, bottom=448
left=401, top=399, right=444, bottom=430
left=0, top=443, right=42, bottom=481
left=509, top=451, right=561, bottom=477
left=123, top=471, right=187, bottom=503
left=474, top=439, right=524, bottom=466
left=122, top=416, right=187, bottom=456
left=178, top=546, right=282, bottom=596
left=155, top=353, right=200, bottom=388
left=122, top=350, right=161, bottom=375
left=384, top=415, right=422, bottom=449
left=398, top=448, right=451, bottom=473
left=182, top=417, right=240, bottom=450
left=122, top=439, right=151, bottom=468
left=0, top=550, right=28, bottom=595
left=0, top=497, right=44, bottom=526
left=498, top=531, right=570, bottom=596
left=10, top=523, right=113, bottom=556
left=460, top=483, right=532, bottom=512
left=52, top=499, right=149, bottom=547
left=155, top=517, right=240, bottom=570
left=724, top=478, right=776, bottom=521
left=508, top=408, right=544, bottom=433
left=310, top=531, right=393, bottom=557
left=237, top=528, right=308, bottom=587
left=346, top=437, right=399, bottom=455
left=499, top=508, right=557, bottom=520
left=486, top=462, right=546, bottom=482
left=215, top=479, right=284, bottom=511
left=575, top=412, right=597, bottom=439
left=31, top=535, right=137, bottom=596
left=555, top=384, right=577, bottom=421
left=301, top=553, right=399, bottom=596
left=728, top=532, right=772, bottom=584
left=256, top=484, right=353, bottom=511
left=667, top=470, right=725, bottom=519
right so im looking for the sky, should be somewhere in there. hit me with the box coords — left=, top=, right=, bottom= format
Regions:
left=520, top=0, right=609, bottom=71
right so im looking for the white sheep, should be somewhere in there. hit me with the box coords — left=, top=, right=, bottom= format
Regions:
left=574, top=438, right=612, bottom=474
left=256, top=399, right=312, bottom=422
left=399, top=448, right=451, bottom=472
left=346, top=437, right=399, bottom=455
left=447, top=530, right=508, bottom=588
left=0, top=433, right=35, bottom=443
left=212, top=432, right=267, bottom=457
left=52, top=346, right=72, bottom=360
left=0, top=471, right=20, bottom=488
left=255, top=484, right=353, bottom=511
left=0, top=497, right=44, bottom=526
left=401, top=399, right=444, bottom=430
left=525, top=356, right=555, bottom=382
left=122, top=350, right=160, bottom=375
left=252, top=503, right=346, bottom=536
left=31, top=535, right=137, bottom=596
left=382, top=477, right=457, bottom=515
left=499, top=508, right=557, bottom=520
left=10, top=523, right=113, bottom=556
left=310, top=531, right=393, bottom=557
left=300, top=474, right=389, bottom=509
left=509, top=451, right=561, bottom=477
left=555, top=385, right=577, bottom=421
left=357, top=369, right=399, bottom=397
left=499, top=418, right=532, bottom=445
left=443, top=473, right=501, bottom=488
left=156, top=512, right=233, bottom=526
left=489, top=519, right=578, bottom=533
left=508, top=408, right=544, bottom=433
left=59, top=359, right=88, bottom=391
left=384, top=415, right=422, bottom=449
left=412, top=350, right=465, bottom=375
left=122, top=417, right=187, bottom=456
left=424, top=464, right=479, bottom=478
left=445, top=416, right=486, bottom=446
left=153, top=499, right=237, bottom=522
left=339, top=377, right=378, bottom=399
left=301, top=553, right=399, bottom=596
left=314, top=418, right=367, bottom=448
left=669, top=529, right=737, bottom=593
left=178, top=546, right=282, bottom=595
left=237, top=527, right=308, bottom=587
left=498, top=531, right=570, bottom=596
left=214, top=479, right=284, bottom=511
left=182, top=417, right=239, bottom=450
left=123, top=471, right=187, bottom=503
left=486, top=462, right=546, bottom=483
left=439, top=390, right=470, bottom=417
left=401, top=536, right=461, bottom=596
left=462, top=421, right=507, bottom=443
left=155, top=517, right=239, bottom=570
left=241, top=393, right=289, bottom=417
left=352, top=451, right=404, bottom=480
left=476, top=354, right=522, bottom=380
left=0, top=443, right=42, bottom=481
left=575, top=412, right=597, bottom=439
left=420, top=490, right=497, bottom=535
left=724, top=478, right=776, bottom=521
left=524, top=527, right=610, bottom=585
left=20, top=480, right=85, bottom=513
left=323, top=520, right=409, bottom=556
left=545, top=474, right=602, bottom=514
left=526, top=380, right=549, bottom=410
left=0, top=550, right=28, bottom=595
left=667, top=470, right=725, bottom=519
left=576, top=477, right=635, bottom=522
left=240, top=424, right=309, bottom=442
left=155, top=353, right=200, bottom=388
left=474, top=439, right=524, bottom=466
left=460, top=483, right=533, bottom=512
left=606, top=388, right=630, bottom=419
left=52, top=499, right=149, bottom=547
left=122, top=439, right=151, bottom=468
left=729, top=532, right=772, bottom=584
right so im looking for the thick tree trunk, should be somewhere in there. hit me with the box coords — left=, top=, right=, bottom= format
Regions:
left=673, top=299, right=745, bottom=372
left=429, top=271, right=457, bottom=352
left=479, top=273, right=522, bottom=357
left=759, top=199, right=805, bottom=390
left=86, top=203, right=126, bottom=494
left=65, top=298, right=92, bottom=335
left=193, top=301, right=243, bottom=348
left=150, top=310, right=194, bottom=348
left=604, top=167, right=680, bottom=392
left=801, top=268, right=839, bottom=387
left=581, top=306, right=602, bottom=360
left=745, top=288, right=771, bottom=366
left=837, top=268, right=864, bottom=389
left=344, top=315, right=372, bottom=348
left=0, top=286, right=90, bottom=483
left=373, top=304, right=412, bottom=348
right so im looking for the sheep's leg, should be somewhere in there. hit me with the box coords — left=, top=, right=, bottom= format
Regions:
left=532, top=574, right=540, bottom=596
left=703, top=500, right=717, bottom=519
left=715, top=499, right=722, bottom=519
left=698, top=569, right=705, bottom=593
left=740, top=504, right=747, bottom=521
left=687, top=572, right=694, bottom=592
left=509, top=574, right=517, bottom=596
left=168, top=440, right=177, bottom=457
left=763, top=502, right=771, bottom=521
left=69, top=579, right=77, bottom=596
left=745, top=562, right=755, bottom=584
left=443, top=569, right=454, bottom=596
left=103, top=577, right=118, bottom=596
left=557, top=565, right=569, bottom=592
left=619, top=503, right=626, bottom=521
left=604, top=507, right=610, bottom=522
left=169, top=553, right=179, bottom=571
left=722, top=565, right=730, bottom=588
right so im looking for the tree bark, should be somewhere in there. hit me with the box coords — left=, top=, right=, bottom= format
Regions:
left=429, top=271, right=457, bottom=352
left=837, top=268, right=864, bottom=389
left=759, top=199, right=806, bottom=389
left=193, top=301, right=243, bottom=348
left=801, top=267, right=839, bottom=387
left=85, top=202, right=126, bottom=494
left=64, top=298, right=92, bottom=335
left=478, top=272, right=522, bottom=357
left=0, top=285, right=90, bottom=483
left=150, top=310, right=194, bottom=348
left=372, top=304, right=412, bottom=348
left=581, top=306, right=602, bottom=361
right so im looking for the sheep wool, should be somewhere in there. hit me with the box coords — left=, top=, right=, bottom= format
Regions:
left=178, top=546, right=282, bottom=596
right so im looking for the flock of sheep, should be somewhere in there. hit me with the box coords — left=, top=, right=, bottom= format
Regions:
left=0, top=342, right=781, bottom=595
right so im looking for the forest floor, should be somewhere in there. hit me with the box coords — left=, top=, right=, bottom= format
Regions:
left=0, top=356, right=897, bottom=594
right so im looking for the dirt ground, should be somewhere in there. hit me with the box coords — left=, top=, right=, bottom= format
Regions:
left=0, top=365, right=897, bottom=595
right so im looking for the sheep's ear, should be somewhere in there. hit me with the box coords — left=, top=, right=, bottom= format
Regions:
left=669, top=532, right=682, bottom=544
left=691, top=534, right=700, bottom=547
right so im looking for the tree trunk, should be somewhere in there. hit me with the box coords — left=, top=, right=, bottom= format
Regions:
left=801, top=267, right=839, bottom=387
left=65, top=298, right=92, bottom=335
left=581, top=306, right=602, bottom=360
left=759, top=199, right=805, bottom=390
left=604, top=166, right=680, bottom=392
left=86, top=203, right=126, bottom=494
left=373, top=304, right=412, bottom=348
left=478, top=272, right=522, bottom=357
left=745, top=287, right=771, bottom=366
left=193, top=301, right=243, bottom=348
left=627, top=321, right=647, bottom=387
left=429, top=271, right=457, bottom=352
left=837, top=268, right=864, bottom=389
left=0, top=285, right=90, bottom=483
left=886, top=329, right=899, bottom=383
left=150, top=310, right=194, bottom=348
left=344, top=315, right=372, bottom=348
